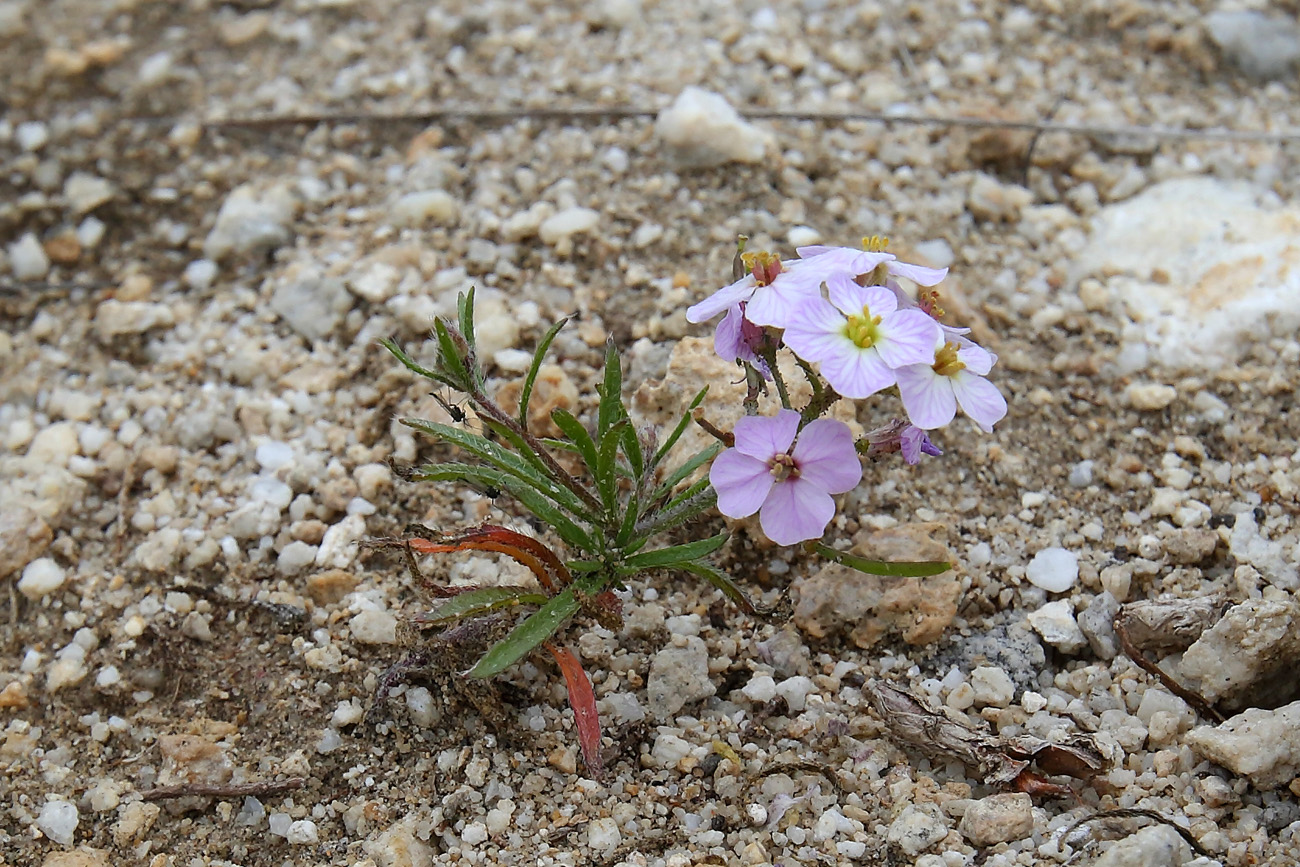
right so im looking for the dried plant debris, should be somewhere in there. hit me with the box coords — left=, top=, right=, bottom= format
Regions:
left=868, top=683, right=1108, bottom=799
left=1114, top=595, right=1230, bottom=654
left=1056, top=807, right=1211, bottom=860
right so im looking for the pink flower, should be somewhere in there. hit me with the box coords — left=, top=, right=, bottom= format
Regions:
left=793, top=242, right=948, bottom=290
left=781, top=275, right=942, bottom=399
left=714, top=302, right=772, bottom=378
left=895, top=339, right=1008, bottom=432
left=710, top=409, right=862, bottom=546
left=686, top=251, right=807, bottom=327
left=866, top=419, right=944, bottom=465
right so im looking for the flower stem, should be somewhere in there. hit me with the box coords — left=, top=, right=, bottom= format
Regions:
left=760, top=347, right=791, bottom=409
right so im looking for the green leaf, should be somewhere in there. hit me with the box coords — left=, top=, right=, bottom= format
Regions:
left=467, top=575, right=602, bottom=678
left=401, top=419, right=593, bottom=522
left=594, top=419, right=628, bottom=513
left=432, top=318, right=470, bottom=386
left=621, top=533, right=728, bottom=571
left=518, top=316, right=569, bottom=429
left=620, top=421, right=644, bottom=480
left=597, top=341, right=622, bottom=439
left=649, top=443, right=722, bottom=506
left=457, top=287, right=477, bottom=351
left=413, top=586, right=549, bottom=626
left=415, top=463, right=597, bottom=553
left=673, top=560, right=763, bottom=614
left=813, top=543, right=952, bottom=577
left=652, top=386, right=709, bottom=467
left=550, top=410, right=599, bottom=477
left=614, top=489, right=639, bottom=547
left=633, top=485, right=717, bottom=542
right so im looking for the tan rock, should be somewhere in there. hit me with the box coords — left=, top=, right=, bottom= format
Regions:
left=41, top=847, right=110, bottom=867
left=0, top=507, right=53, bottom=579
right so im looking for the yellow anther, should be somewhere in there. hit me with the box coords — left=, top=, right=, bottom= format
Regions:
left=844, top=307, right=884, bottom=349
left=933, top=342, right=966, bottom=377
left=861, top=235, right=890, bottom=252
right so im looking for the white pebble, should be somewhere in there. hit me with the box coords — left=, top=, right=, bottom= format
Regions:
left=77, top=216, right=106, bottom=248
left=655, top=86, right=770, bottom=168
left=587, top=817, right=621, bottom=850
left=277, top=541, right=318, bottom=575
left=18, top=557, right=66, bottom=600
left=64, top=172, right=115, bottom=215
left=268, top=812, right=292, bottom=837
left=96, top=665, right=121, bottom=688
left=350, top=609, right=398, bottom=644
left=391, top=189, right=459, bottom=226
left=787, top=225, right=821, bottom=246
left=17, top=121, right=48, bottom=151
left=741, top=674, right=776, bottom=703
left=255, top=440, right=294, bottom=471
left=775, top=675, right=815, bottom=712
left=8, top=233, right=50, bottom=279
left=1027, top=600, right=1088, bottom=653
left=183, top=259, right=218, bottom=290
left=461, top=822, right=489, bottom=845
left=539, top=207, right=600, bottom=247
left=1126, top=382, right=1176, bottom=411
left=1025, top=547, right=1078, bottom=593
left=285, top=819, right=318, bottom=844
left=405, top=687, right=436, bottom=726
left=36, top=799, right=78, bottom=845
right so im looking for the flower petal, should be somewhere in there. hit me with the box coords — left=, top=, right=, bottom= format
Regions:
left=710, top=450, right=773, bottom=518
left=732, top=409, right=800, bottom=461
left=826, top=277, right=898, bottom=318
left=759, top=478, right=835, bottom=545
left=875, top=309, right=942, bottom=369
left=713, top=304, right=746, bottom=362
left=686, top=275, right=756, bottom=323
left=896, top=364, right=958, bottom=430
left=780, top=296, right=849, bottom=360
left=955, top=339, right=996, bottom=375
left=899, top=426, right=942, bottom=465
left=888, top=261, right=948, bottom=287
left=792, top=418, right=862, bottom=494
left=741, top=274, right=817, bottom=328
left=819, top=343, right=897, bottom=399
left=950, top=371, right=1008, bottom=433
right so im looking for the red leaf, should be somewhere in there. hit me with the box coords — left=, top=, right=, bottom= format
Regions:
left=544, top=642, right=604, bottom=779
left=406, top=525, right=571, bottom=593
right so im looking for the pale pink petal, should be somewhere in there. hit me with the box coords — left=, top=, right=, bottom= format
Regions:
left=888, top=261, right=948, bottom=286
left=955, top=340, right=996, bottom=376
left=874, top=309, right=942, bottom=369
left=759, top=478, right=836, bottom=545
left=686, top=275, right=756, bottom=324
left=826, top=277, right=898, bottom=318
left=781, top=297, right=849, bottom=360
left=896, top=364, right=958, bottom=430
left=791, top=418, right=862, bottom=494
left=950, top=371, right=1008, bottom=433
left=741, top=275, right=817, bottom=328
left=732, top=409, right=799, bottom=462
left=710, top=450, right=773, bottom=518
left=819, top=343, right=896, bottom=399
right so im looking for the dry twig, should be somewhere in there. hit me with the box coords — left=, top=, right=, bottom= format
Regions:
left=139, top=777, right=306, bottom=802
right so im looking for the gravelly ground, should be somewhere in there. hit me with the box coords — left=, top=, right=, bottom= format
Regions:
left=3, top=1, right=1300, bottom=865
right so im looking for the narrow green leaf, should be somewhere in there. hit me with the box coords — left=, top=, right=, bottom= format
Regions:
left=432, top=318, right=470, bottom=385
left=467, top=576, right=600, bottom=678
left=597, top=341, right=622, bottom=438
left=619, top=421, right=643, bottom=480
left=413, top=587, right=549, bottom=626
left=518, top=316, right=569, bottom=429
left=457, top=287, right=477, bottom=350
left=594, top=419, right=627, bottom=514
left=813, top=543, right=952, bottom=577
left=614, top=489, right=639, bottom=547
left=550, top=410, right=599, bottom=476
left=634, top=486, right=717, bottom=542
left=401, top=419, right=593, bottom=522
left=622, top=533, right=728, bottom=571
left=565, top=560, right=604, bottom=575
left=673, top=560, right=762, bottom=614
left=379, top=337, right=442, bottom=381
left=415, top=463, right=597, bottom=553
left=652, top=386, right=709, bottom=467
left=661, top=474, right=713, bottom=514
left=649, top=443, right=722, bottom=506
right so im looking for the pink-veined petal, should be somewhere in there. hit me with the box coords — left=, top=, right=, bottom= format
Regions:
left=710, top=450, right=774, bottom=518
left=686, top=275, right=757, bottom=324
left=874, top=308, right=943, bottom=369
left=896, top=364, right=958, bottom=430
left=732, top=409, right=800, bottom=461
left=758, top=478, right=836, bottom=545
left=826, top=277, right=899, bottom=318
left=791, top=418, right=862, bottom=494
left=955, top=340, right=996, bottom=376
left=742, top=274, right=817, bottom=328
left=818, top=343, right=897, bottom=399
left=950, top=371, right=1008, bottom=433
left=888, top=261, right=948, bottom=286
left=780, top=296, right=849, bottom=360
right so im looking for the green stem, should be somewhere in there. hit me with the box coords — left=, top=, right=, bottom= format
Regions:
left=759, top=347, right=790, bottom=410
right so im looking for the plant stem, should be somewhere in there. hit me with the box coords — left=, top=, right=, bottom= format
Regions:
left=760, top=347, right=791, bottom=409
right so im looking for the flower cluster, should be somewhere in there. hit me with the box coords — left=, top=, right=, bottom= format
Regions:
left=690, top=238, right=1007, bottom=544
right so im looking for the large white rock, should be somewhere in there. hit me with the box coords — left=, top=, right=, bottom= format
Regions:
left=1072, top=177, right=1300, bottom=370
left=654, top=87, right=771, bottom=168
left=1187, top=700, right=1300, bottom=790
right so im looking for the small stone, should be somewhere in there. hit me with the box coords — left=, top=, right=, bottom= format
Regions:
left=538, top=207, right=600, bottom=252
left=9, top=233, right=50, bottom=279
left=886, top=803, right=949, bottom=856
left=183, top=259, right=218, bottom=291
left=1077, top=592, right=1121, bottom=660
left=1092, top=824, right=1190, bottom=867
left=350, top=608, right=398, bottom=644
left=1126, top=382, right=1177, bottom=410
left=93, top=300, right=175, bottom=338
left=1177, top=598, right=1300, bottom=712
left=1027, top=600, right=1088, bottom=654
left=646, top=636, right=715, bottom=718
left=1068, top=460, right=1094, bottom=487
left=63, top=172, right=115, bottom=215
left=17, top=121, right=48, bottom=151
left=285, top=819, right=319, bottom=845
left=203, top=182, right=297, bottom=260
left=0, top=681, right=28, bottom=708
left=17, top=556, right=65, bottom=600
left=315, top=514, right=366, bottom=568
left=219, top=11, right=270, bottom=45
left=306, top=569, right=359, bottom=605
left=587, top=817, right=621, bottom=851
left=111, top=801, right=160, bottom=847
left=1205, top=10, right=1300, bottom=80
left=650, top=732, right=692, bottom=768
left=495, top=363, right=578, bottom=438
left=654, top=86, right=771, bottom=168
left=775, top=675, right=816, bottom=712
left=970, top=666, right=1015, bottom=708
left=347, top=261, right=402, bottom=303
left=0, top=508, right=53, bottom=580
left=741, top=674, right=776, bottom=703
left=43, top=233, right=81, bottom=265
left=276, top=541, right=317, bottom=575
left=957, top=793, right=1034, bottom=846
left=547, top=745, right=578, bottom=774
left=391, top=189, right=459, bottom=227
left=967, top=173, right=1032, bottom=222
left=41, top=846, right=110, bottom=867
left=36, top=799, right=79, bottom=845
left=47, top=642, right=89, bottom=692
left=1025, top=547, right=1078, bottom=593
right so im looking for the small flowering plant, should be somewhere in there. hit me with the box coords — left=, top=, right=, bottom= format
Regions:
left=376, top=236, right=1005, bottom=777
